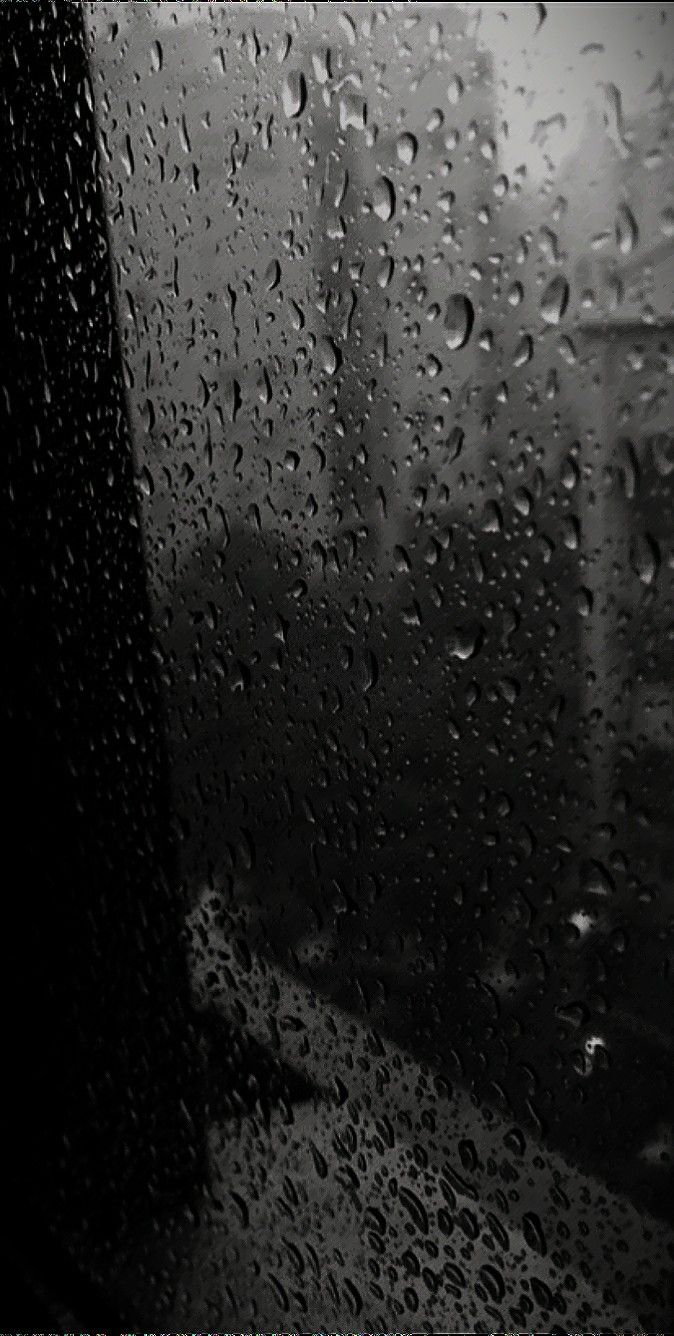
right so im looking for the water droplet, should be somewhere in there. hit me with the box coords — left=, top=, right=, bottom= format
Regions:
left=482, top=500, right=503, bottom=533
left=447, top=75, right=464, bottom=105
left=246, top=28, right=260, bottom=68
left=513, top=486, right=532, bottom=517
left=448, top=622, right=484, bottom=661
left=615, top=203, right=638, bottom=255
left=317, top=336, right=341, bottom=376
left=339, top=93, right=367, bottom=131
left=660, top=206, right=674, bottom=238
left=309, top=1140, right=328, bottom=1178
left=338, top=10, right=357, bottom=45
left=522, top=1210, right=547, bottom=1256
left=372, top=176, right=396, bottom=222
left=289, top=298, right=305, bottom=331
left=513, top=334, right=533, bottom=367
left=504, top=1126, right=526, bottom=1156
left=480, top=1263, right=505, bottom=1303
left=651, top=433, right=674, bottom=477
left=580, top=859, right=615, bottom=898
left=602, top=82, right=631, bottom=159
left=562, top=515, right=580, bottom=550
left=630, top=531, right=660, bottom=585
left=363, top=651, right=379, bottom=693
left=281, top=71, right=306, bottom=118
left=264, top=259, right=281, bottom=291
left=376, top=256, right=394, bottom=288
left=444, top=293, right=474, bottom=350
left=458, top=1138, right=478, bottom=1172
left=445, top=426, right=464, bottom=462
left=540, top=274, right=569, bottom=325
left=137, top=466, right=154, bottom=497
left=396, top=132, right=418, bottom=165
left=312, top=48, right=331, bottom=85
left=398, top=1186, right=429, bottom=1234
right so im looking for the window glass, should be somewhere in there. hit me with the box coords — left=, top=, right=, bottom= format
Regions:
left=73, top=1, right=674, bottom=1325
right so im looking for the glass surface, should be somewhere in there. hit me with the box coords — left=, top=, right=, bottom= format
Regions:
left=5, top=1, right=673, bottom=1327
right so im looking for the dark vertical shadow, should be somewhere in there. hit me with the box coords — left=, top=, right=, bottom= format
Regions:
left=0, top=0, right=205, bottom=1316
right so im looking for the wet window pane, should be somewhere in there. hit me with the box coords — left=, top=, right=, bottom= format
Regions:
left=4, top=1, right=673, bottom=1327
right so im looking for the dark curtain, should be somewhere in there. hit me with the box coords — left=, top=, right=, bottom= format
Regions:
left=0, top=0, right=205, bottom=1316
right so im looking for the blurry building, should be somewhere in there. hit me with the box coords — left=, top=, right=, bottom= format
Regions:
left=563, top=94, right=674, bottom=873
